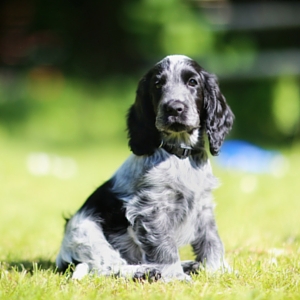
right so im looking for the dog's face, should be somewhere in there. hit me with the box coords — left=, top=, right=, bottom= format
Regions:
left=127, top=55, right=234, bottom=156
left=153, top=56, right=202, bottom=136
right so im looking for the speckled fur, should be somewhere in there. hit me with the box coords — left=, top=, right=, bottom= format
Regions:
left=56, top=55, right=234, bottom=281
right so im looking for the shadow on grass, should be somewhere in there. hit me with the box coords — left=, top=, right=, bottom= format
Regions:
left=4, top=259, right=58, bottom=274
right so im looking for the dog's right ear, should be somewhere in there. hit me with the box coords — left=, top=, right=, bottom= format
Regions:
left=127, top=72, right=161, bottom=156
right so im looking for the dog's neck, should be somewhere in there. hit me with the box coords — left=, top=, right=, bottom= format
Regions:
left=159, top=129, right=205, bottom=159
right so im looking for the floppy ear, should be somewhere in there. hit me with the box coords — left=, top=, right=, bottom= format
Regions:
left=201, top=71, right=234, bottom=156
left=127, top=72, right=161, bottom=156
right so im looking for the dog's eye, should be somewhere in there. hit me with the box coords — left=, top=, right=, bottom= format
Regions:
left=155, top=81, right=163, bottom=89
left=188, top=78, right=198, bottom=87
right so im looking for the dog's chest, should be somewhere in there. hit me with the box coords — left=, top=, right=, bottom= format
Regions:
left=112, top=151, right=210, bottom=196
left=142, top=154, right=215, bottom=203
left=144, top=156, right=205, bottom=190
left=126, top=154, right=214, bottom=218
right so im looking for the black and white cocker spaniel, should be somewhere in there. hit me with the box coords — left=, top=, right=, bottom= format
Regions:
left=56, top=55, right=234, bottom=281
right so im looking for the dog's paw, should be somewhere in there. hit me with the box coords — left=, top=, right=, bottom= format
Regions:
left=182, top=260, right=233, bottom=275
left=205, top=260, right=233, bottom=274
left=181, top=260, right=202, bottom=275
left=133, top=267, right=161, bottom=282
left=72, top=263, right=89, bottom=280
left=159, top=262, right=192, bottom=282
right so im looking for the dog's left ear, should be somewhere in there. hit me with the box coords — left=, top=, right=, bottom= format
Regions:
left=201, top=70, right=234, bottom=156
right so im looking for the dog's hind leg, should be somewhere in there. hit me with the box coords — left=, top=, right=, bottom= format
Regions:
left=56, top=212, right=128, bottom=278
left=56, top=212, right=161, bottom=280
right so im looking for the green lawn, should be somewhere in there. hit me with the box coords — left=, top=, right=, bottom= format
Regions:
left=0, top=83, right=299, bottom=299
left=1, top=133, right=299, bottom=299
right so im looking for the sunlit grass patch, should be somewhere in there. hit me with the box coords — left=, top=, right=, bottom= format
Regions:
left=1, top=132, right=300, bottom=299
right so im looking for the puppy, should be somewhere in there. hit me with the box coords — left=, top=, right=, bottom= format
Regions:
left=56, top=55, right=234, bottom=281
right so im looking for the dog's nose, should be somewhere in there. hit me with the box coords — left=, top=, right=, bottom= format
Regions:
left=164, top=101, right=185, bottom=116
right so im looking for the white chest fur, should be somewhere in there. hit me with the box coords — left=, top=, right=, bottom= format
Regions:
left=111, top=149, right=218, bottom=246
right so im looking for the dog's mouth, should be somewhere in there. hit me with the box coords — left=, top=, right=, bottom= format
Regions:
left=156, top=116, right=199, bottom=134
left=156, top=121, right=199, bottom=135
left=164, top=122, right=192, bottom=133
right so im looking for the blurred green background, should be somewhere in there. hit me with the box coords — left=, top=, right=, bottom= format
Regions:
left=1, top=0, right=300, bottom=145
left=1, top=0, right=300, bottom=266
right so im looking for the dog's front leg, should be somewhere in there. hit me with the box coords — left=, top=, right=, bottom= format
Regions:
left=134, top=217, right=191, bottom=281
left=191, top=206, right=228, bottom=272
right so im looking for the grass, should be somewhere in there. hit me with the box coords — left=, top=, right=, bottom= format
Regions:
left=0, top=79, right=300, bottom=299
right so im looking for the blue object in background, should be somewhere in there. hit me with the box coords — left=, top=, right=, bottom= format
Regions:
left=215, top=140, right=287, bottom=174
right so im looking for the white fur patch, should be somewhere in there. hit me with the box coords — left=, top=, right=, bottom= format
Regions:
left=72, top=263, right=89, bottom=280
left=164, top=54, right=191, bottom=65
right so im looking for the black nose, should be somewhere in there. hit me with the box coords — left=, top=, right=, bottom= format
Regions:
left=164, top=100, right=185, bottom=116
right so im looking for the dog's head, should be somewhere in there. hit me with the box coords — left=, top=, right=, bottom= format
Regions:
left=127, top=55, right=234, bottom=156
